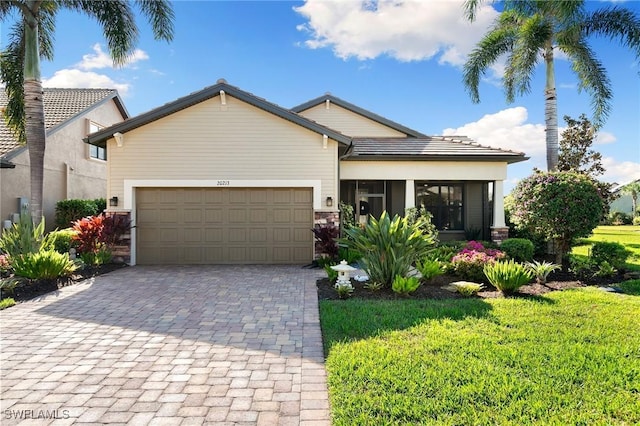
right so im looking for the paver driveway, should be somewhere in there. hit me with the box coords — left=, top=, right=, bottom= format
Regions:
left=0, top=265, right=330, bottom=425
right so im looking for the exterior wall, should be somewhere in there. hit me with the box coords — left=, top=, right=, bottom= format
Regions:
left=107, top=94, right=339, bottom=214
left=465, top=182, right=484, bottom=233
left=341, top=160, right=508, bottom=181
left=0, top=99, right=125, bottom=229
left=298, top=103, right=407, bottom=137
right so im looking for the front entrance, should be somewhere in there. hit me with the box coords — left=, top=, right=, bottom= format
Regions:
left=340, top=180, right=406, bottom=223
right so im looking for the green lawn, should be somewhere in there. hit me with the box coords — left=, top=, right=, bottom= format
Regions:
left=321, top=289, right=640, bottom=425
left=572, top=225, right=640, bottom=270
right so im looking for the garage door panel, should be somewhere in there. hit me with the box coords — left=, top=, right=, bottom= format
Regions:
left=137, top=187, right=313, bottom=264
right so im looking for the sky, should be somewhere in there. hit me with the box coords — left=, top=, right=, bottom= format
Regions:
left=1, top=0, right=639, bottom=193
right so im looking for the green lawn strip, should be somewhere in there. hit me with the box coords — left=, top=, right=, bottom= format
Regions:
left=572, top=225, right=640, bottom=270
left=321, top=288, right=640, bottom=425
left=616, top=279, right=640, bottom=296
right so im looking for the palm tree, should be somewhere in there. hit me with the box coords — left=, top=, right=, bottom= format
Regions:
left=620, top=181, right=640, bottom=217
left=0, top=0, right=174, bottom=222
left=463, top=0, right=640, bottom=171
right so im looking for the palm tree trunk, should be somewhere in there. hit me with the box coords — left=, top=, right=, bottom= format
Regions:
left=544, top=45, right=558, bottom=171
left=23, top=6, right=46, bottom=223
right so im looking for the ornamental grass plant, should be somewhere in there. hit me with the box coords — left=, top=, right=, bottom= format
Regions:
left=484, top=259, right=533, bottom=294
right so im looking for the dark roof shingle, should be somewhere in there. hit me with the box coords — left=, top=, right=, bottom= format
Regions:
left=348, top=137, right=528, bottom=163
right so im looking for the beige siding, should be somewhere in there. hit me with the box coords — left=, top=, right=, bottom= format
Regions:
left=298, top=103, right=407, bottom=137
left=341, top=161, right=508, bottom=181
left=1, top=99, right=124, bottom=229
left=108, top=95, right=338, bottom=208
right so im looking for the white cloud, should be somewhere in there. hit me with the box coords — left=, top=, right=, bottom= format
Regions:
left=442, top=106, right=546, bottom=159
left=595, top=131, right=616, bottom=145
left=294, top=0, right=499, bottom=66
left=602, top=157, right=640, bottom=185
left=77, top=43, right=150, bottom=70
left=43, top=69, right=130, bottom=96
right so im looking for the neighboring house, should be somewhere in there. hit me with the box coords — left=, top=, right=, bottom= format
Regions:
left=0, top=88, right=128, bottom=229
left=86, top=80, right=527, bottom=265
left=610, top=179, right=639, bottom=215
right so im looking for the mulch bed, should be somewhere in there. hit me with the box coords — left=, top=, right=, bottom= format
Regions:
left=316, top=269, right=631, bottom=301
left=1, top=263, right=127, bottom=302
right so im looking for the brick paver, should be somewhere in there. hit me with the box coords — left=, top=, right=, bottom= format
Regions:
left=0, top=266, right=330, bottom=425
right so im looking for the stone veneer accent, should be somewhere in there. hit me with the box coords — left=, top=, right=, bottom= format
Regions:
left=105, top=211, right=131, bottom=264
left=490, top=226, right=509, bottom=245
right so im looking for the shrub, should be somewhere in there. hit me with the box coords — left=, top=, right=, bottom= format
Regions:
left=593, top=261, right=616, bottom=278
left=49, top=229, right=78, bottom=254
left=525, top=260, right=561, bottom=285
left=323, top=263, right=338, bottom=283
left=340, top=212, right=437, bottom=287
left=101, top=214, right=131, bottom=246
left=450, top=281, right=483, bottom=296
left=0, top=297, right=16, bottom=310
left=334, top=282, right=354, bottom=299
left=510, top=171, right=603, bottom=264
left=55, top=199, right=99, bottom=228
left=405, top=205, right=438, bottom=240
left=339, top=201, right=356, bottom=236
left=484, top=260, right=533, bottom=294
left=79, top=248, right=112, bottom=267
left=591, top=241, right=630, bottom=271
left=634, top=216, right=640, bottom=226
left=392, top=275, right=421, bottom=296
left=500, top=238, right=534, bottom=262
left=337, top=247, right=361, bottom=264
left=0, top=213, right=53, bottom=258
left=312, top=225, right=339, bottom=259
left=416, top=258, right=444, bottom=281
left=425, top=245, right=459, bottom=263
left=606, top=211, right=632, bottom=225
left=451, top=241, right=506, bottom=282
left=464, top=227, right=481, bottom=241
left=11, top=250, right=77, bottom=280
left=569, top=255, right=594, bottom=280
left=94, top=198, right=107, bottom=213
left=72, top=215, right=105, bottom=254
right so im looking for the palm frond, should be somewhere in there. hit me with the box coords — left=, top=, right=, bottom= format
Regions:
left=463, top=15, right=518, bottom=103
left=582, top=6, right=640, bottom=60
left=503, top=13, right=549, bottom=102
left=560, top=40, right=612, bottom=128
left=138, top=0, right=175, bottom=42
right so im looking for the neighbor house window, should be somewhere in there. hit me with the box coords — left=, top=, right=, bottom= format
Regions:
left=415, top=182, right=464, bottom=230
left=88, top=121, right=106, bottom=160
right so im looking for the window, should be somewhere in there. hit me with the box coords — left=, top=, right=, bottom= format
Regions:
left=88, top=121, right=106, bottom=160
left=415, top=182, right=464, bottom=230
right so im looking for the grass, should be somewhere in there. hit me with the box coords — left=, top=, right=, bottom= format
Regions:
left=0, top=297, right=16, bottom=310
left=321, top=289, right=640, bottom=425
left=572, top=225, right=640, bottom=270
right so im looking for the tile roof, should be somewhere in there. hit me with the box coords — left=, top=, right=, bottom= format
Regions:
left=348, top=137, right=528, bottom=164
left=0, top=88, right=125, bottom=156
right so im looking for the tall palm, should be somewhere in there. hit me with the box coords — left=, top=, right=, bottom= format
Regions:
left=620, top=181, right=640, bottom=217
left=0, top=0, right=174, bottom=222
left=463, top=0, right=640, bottom=171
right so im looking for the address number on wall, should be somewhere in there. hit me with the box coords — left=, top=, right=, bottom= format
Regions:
left=216, top=180, right=230, bottom=186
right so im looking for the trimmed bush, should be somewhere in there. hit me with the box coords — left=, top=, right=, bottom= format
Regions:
left=55, top=199, right=98, bottom=228
left=94, top=198, right=107, bottom=214
left=591, top=241, right=630, bottom=271
left=49, top=229, right=78, bottom=254
left=500, top=238, right=534, bottom=262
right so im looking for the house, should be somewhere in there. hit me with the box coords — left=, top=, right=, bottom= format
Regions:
left=85, top=80, right=527, bottom=265
left=610, top=179, right=639, bottom=215
left=0, top=88, right=128, bottom=229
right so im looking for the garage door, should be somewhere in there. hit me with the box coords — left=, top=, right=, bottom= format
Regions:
left=136, top=187, right=313, bottom=264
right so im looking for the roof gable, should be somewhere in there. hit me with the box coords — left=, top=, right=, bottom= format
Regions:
left=291, top=94, right=427, bottom=138
left=85, top=80, right=352, bottom=147
left=0, top=88, right=128, bottom=156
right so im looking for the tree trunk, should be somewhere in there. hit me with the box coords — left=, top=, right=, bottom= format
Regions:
left=23, top=5, right=46, bottom=223
left=544, top=45, right=558, bottom=171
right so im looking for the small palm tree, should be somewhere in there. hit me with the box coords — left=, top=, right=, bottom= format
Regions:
left=463, top=0, right=640, bottom=171
left=0, top=0, right=175, bottom=222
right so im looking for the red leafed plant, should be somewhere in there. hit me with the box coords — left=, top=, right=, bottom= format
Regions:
left=72, top=215, right=105, bottom=254
left=72, top=214, right=131, bottom=254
